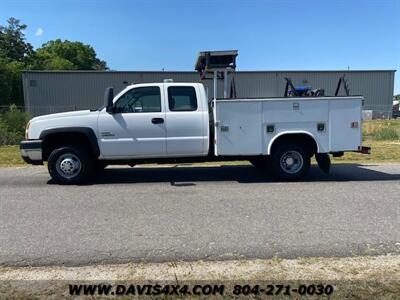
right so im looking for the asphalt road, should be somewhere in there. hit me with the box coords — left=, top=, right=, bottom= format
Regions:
left=1, top=163, right=399, bottom=267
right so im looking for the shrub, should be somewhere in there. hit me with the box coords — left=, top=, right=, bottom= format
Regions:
left=2, top=104, right=29, bottom=133
left=362, top=120, right=400, bottom=141
left=362, top=122, right=375, bottom=137
left=0, top=118, right=10, bottom=145
left=0, top=104, right=29, bottom=145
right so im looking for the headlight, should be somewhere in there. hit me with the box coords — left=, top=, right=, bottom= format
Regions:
left=25, top=121, right=31, bottom=139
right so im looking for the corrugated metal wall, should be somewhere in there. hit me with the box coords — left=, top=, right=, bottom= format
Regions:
left=22, top=70, right=395, bottom=117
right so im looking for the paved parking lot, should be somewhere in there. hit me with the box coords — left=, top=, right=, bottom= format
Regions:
left=1, top=163, right=399, bottom=266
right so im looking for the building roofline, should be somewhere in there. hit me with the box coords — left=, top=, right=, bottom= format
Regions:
left=22, top=69, right=397, bottom=74
left=236, top=70, right=397, bottom=73
left=22, top=70, right=198, bottom=73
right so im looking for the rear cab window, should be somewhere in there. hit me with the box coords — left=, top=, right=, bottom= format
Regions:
left=167, top=86, right=198, bottom=111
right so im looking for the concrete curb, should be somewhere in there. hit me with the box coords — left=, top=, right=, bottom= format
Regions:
left=1, top=255, right=399, bottom=281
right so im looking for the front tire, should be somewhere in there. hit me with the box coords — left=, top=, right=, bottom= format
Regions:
left=271, top=143, right=310, bottom=180
left=48, top=146, right=93, bottom=184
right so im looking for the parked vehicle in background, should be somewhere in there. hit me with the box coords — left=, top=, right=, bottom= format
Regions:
left=393, top=100, right=399, bottom=118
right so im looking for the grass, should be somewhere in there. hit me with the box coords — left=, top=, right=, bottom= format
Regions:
left=1, top=120, right=399, bottom=167
left=363, top=119, right=400, bottom=140
left=331, top=119, right=400, bottom=163
left=0, top=145, right=24, bottom=167
left=331, top=139, right=400, bottom=163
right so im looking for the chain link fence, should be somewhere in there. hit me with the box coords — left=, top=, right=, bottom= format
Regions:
left=0, top=104, right=396, bottom=146
left=362, top=110, right=394, bottom=120
left=0, top=105, right=26, bottom=113
left=0, top=105, right=87, bottom=117
left=0, top=105, right=396, bottom=119
left=0, top=105, right=98, bottom=145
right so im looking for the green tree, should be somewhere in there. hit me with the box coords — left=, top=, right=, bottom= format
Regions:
left=0, top=59, right=26, bottom=106
left=0, top=17, right=33, bottom=62
left=33, top=39, right=108, bottom=70
left=0, top=57, right=12, bottom=105
left=395, top=94, right=400, bottom=101
left=0, top=18, right=34, bottom=106
left=0, top=18, right=108, bottom=107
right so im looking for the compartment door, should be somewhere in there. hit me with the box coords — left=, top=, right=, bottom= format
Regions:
left=215, top=101, right=262, bottom=155
left=329, top=99, right=362, bottom=151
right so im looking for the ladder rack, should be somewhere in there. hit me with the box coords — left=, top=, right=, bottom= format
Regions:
left=195, top=50, right=238, bottom=99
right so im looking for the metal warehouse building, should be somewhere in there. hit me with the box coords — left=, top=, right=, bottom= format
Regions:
left=22, top=70, right=395, bottom=118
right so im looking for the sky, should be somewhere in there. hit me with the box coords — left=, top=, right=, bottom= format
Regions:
left=1, top=0, right=399, bottom=93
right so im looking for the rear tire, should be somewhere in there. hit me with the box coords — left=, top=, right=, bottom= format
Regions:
left=271, top=143, right=310, bottom=180
left=48, top=146, right=93, bottom=184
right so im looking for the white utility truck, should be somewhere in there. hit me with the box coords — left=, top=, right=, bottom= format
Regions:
left=20, top=51, right=370, bottom=184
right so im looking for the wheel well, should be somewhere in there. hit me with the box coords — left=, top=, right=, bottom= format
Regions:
left=42, top=132, right=95, bottom=161
left=270, top=133, right=318, bottom=156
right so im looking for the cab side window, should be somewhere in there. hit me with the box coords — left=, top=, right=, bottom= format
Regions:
left=115, top=86, right=161, bottom=113
left=168, top=86, right=198, bottom=111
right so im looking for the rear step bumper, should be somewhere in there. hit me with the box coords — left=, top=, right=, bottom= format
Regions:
left=356, top=146, right=371, bottom=154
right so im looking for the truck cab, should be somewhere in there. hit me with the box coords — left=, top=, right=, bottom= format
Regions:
left=21, top=82, right=212, bottom=183
left=97, top=82, right=209, bottom=158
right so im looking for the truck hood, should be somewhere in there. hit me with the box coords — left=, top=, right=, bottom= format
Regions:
left=31, top=110, right=94, bottom=122
left=27, top=109, right=101, bottom=140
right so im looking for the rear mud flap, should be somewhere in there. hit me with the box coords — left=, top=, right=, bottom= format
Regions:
left=315, top=153, right=331, bottom=174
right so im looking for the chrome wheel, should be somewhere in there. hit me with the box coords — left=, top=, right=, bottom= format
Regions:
left=55, top=153, right=82, bottom=179
left=280, top=150, right=304, bottom=174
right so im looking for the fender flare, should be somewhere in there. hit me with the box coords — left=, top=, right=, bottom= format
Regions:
left=267, top=130, right=320, bottom=155
left=39, top=127, right=100, bottom=157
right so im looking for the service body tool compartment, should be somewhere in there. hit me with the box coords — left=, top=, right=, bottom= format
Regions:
left=214, top=96, right=363, bottom=156
left=214, top=100, right=262, bottom=155
left=261, top=98, right=329, bottom=154
left=328, top=98, right=363, bottom=151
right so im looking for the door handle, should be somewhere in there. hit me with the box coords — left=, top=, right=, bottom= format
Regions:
left=151, top=118, right=164, bottom=124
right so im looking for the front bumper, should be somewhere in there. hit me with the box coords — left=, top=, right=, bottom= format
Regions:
left=20, top=140, right=43, bottom=165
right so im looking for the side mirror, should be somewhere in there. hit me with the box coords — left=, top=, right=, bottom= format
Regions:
left=104, top=87, right=114, bottom=113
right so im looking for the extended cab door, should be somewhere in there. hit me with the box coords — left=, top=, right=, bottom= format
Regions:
left=98, top=85, right=167, bottom=158
left=163, top=84, right=208, bottom=156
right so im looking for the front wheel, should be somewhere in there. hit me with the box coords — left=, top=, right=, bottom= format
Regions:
left=271, top=143, right=310, bottom=180
left=48, top=146, right=93, bottom=184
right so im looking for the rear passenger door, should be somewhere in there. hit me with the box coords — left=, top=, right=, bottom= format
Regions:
left=164, top=84, right=205, bottom=156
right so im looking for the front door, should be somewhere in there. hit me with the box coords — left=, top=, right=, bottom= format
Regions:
left=98, top=85, right=167, bottom=158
